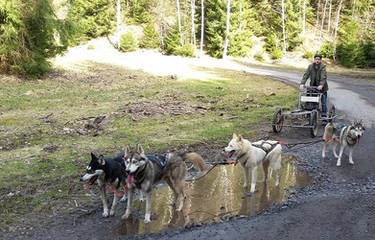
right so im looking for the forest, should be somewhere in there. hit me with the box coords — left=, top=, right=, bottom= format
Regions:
left=0, top=0, right=374, bottom=78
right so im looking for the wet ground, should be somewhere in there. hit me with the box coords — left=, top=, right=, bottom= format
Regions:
left=111, top=155, right=310, bottom=237
left=19, top=155, right=310, bottom=240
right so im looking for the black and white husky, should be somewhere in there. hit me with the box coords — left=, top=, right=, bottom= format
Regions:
left=80, top=152, right=128, bottom=217
left=322, top=120, right=365, bottom=166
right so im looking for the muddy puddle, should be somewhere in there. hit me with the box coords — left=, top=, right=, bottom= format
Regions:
left=111, top=155, right=310, bottom=237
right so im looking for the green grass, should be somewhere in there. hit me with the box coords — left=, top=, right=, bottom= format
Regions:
left=0, top=63, right=297, bottom=231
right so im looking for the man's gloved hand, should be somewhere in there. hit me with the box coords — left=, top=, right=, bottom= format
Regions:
left=317, top=85, right=323, bottom=91
left=299, top=84, right=305, bottom=90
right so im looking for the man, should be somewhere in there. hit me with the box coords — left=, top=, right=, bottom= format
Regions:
left=299, top=53, right=329, bottom=118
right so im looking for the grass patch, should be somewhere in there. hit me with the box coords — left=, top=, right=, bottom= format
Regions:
left=0, top=63, right=297, bottom=231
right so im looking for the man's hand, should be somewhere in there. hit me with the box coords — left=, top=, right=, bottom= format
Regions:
left=317, top=85, right=323, bottom=91
left=299, top=84, right=305, bottom=90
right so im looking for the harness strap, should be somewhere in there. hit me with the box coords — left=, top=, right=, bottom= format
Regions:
left=252, top=141, right=279, bottom=154
left=109, top=184, right=128, bottom=198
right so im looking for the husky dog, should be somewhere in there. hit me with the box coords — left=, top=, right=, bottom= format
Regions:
left=224, top=134, right=282, bottom=193
left=80, top=152, right=128, bottom=217
left=122, top=144, right=208, bottom=223
left=322, top=120, right=365, bottom=166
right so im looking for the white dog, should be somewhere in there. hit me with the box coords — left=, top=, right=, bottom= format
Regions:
left=224, top=134, right=282, bottom=193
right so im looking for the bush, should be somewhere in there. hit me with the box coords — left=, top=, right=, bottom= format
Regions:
left=140, top=22, right=160, bottom=49
left=320, top=42, right=333, bottom=59
left=254, top=52, right=264, bottom=62
left=120, top=33, right=137, bottom=52
left=303, top=51, right=314, bottom=59
left=228, top=30, right=254, bottom=57
left=271, top=48, right=283, bottom=59
left=336, top=21, right=373, bottom=68
left=174, top=44, right=195, bottom=57
left=87, top=44, right=95, bottom=50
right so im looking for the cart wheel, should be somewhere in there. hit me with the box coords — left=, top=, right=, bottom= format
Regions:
left=272, top=108, right=284, bottom=133
left=310, top=111, right=318, bottom=137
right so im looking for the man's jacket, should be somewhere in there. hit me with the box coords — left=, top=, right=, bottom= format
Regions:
left=301, top=63, right=328, bottom=93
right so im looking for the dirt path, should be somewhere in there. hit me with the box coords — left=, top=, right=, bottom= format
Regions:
left=10, top=39, right=375, bottom=240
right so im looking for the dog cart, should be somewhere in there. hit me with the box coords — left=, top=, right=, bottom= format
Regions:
left=272, top=86, right=335, bottom=137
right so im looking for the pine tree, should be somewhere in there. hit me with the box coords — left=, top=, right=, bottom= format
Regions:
left=140, top=21, right=161, bottom=49
left=205, top=0, right=226, bottom=58
left=0, top=0, right=74, bottom=77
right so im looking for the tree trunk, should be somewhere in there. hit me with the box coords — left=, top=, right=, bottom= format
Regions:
left=298, top=0, right=302, bottom=31
left=116, top=0, right=121, bottom=49
left=319, top=0, right=328, bottom=41
left=191, top=0, right=197, bottom=56
left=314, top=0, right=322, bottom=37
left=302, top=0, right=306, bottom=35
left=200, top=0, right=204, bottom=57
left=281, top=0, right=287, bottom=55
left=351, top=0, right=356, bottom=20
left=327, top=0, right=332, bottom=34
left=239, top=0, right=243, bottom=31
left=223, top=0, right=231, bottom=59
left=333, top=0, right=343, bottom=62
left=176, top=0, right=182, bottom=45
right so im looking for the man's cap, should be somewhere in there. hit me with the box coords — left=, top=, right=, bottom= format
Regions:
left=314, top=53, right=322, bottom=59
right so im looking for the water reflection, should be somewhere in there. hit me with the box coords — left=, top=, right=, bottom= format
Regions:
left=113, top=154, right=310, bottom=236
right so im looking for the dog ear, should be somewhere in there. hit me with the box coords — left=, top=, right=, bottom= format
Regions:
left=238, top=135, right=243, bottom=142
left=98, top=155, right=105, bottom=165
left=91, top=152, right=97, bottom=160
left=125, top=145, right=131, bottom=156
left=136, top=144, right=145, bottom=155
left=232, top=133, right=238, bottom=139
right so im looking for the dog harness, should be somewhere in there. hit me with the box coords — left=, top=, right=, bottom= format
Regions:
left=252, top=141, right=279, bottom=155
left=146, top=154, right=168, bottom=169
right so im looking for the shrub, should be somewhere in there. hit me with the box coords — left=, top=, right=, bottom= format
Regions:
left=271, top=48, right=283, bottom=59
left=254, top=52, right=264, bottom=62
left=228, top=30, right=254, bottom=57
left=140, top=22, right=160, bottom=49
left=174, top=44, right=195, bottom=57
left=120, top=32, right=137, bottom=52
left=87, top=44, right=95, bottom=50
left=303, top=51, right=313, bottom=59
left=320, top=42, right=333, bottom=59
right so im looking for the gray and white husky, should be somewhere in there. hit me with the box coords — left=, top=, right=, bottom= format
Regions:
left=322, top=120, right=365, bottom=166
left=224, top=134, right=282, bottom=193
left=80, top=152, right=128, bottom=217
left=122, top=144, right=208, bottom=223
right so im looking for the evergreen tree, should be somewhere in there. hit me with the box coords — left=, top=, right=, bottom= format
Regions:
left=124, top=0, right=151, bottom=24
left=140, top=21, right=161, bottom=49
left=0, top=0, right=74, bottom=77
left=67, top=0, right=116, bottom=42
left=205, top=0, right=226, bottom=58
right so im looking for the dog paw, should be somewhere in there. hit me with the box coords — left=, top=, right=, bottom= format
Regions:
left=102, top=212, right=109, bottom=218
left=120, top=196, right=127, bottom=202
left=109, top=210, right=115, bottom=216
left=336, top=163, right=341, bottom=167
left=121, top=211, right=130, bottom=220
left=349, top=161, right=354, bottom=165
left=144, top=214, right=151, bottom=223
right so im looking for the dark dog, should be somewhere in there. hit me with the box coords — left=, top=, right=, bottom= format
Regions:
left=80, top=152, right=128, bottom=217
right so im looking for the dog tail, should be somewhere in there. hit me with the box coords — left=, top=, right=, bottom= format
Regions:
left=182, top=152, right=209, bottom=172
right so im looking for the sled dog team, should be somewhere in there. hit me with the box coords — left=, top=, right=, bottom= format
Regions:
left=80, top=120, right=365, bottom=223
